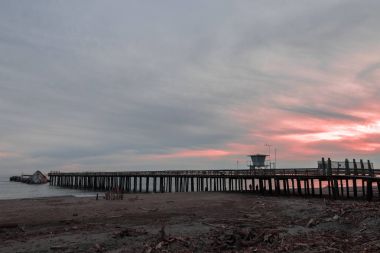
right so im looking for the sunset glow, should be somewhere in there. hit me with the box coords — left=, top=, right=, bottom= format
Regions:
left=1, top=1, right=380, bottom=173
left=284, top=120, right=380, bottom=142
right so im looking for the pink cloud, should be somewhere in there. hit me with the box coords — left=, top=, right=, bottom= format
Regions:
left=281, top=120, right=380, bottom=143
left=144, top=48, right=380, bottom=165
left=229, top=91, right=380, bottom=161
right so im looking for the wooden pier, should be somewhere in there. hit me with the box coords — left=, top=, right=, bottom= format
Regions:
left=48, top=158, right=380, bottom=201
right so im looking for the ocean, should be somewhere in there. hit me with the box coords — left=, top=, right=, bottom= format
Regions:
left=0, top=176, right=97, bottom=200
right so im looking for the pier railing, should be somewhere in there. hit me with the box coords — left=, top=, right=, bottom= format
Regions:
left=47, top=157, right=379, bottom=201
left=49, top=167, right=380, bottom=177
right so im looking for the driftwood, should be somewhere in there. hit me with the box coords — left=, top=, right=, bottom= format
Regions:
left=0, top=223, right=19, bottom=229
left=142, top=225, right=191, bottom=252
left=104, top=188, right=124, bottom=200
left=113, top=227, right=147, bottom=238
left=138, top=207, right=159, bottom=212
left=201, top=222, right=227, bottom=229
left=50, top=245, right=68, bottom=250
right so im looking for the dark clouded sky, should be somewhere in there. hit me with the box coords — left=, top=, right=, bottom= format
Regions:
left=1, top=1, right=380, bottom=175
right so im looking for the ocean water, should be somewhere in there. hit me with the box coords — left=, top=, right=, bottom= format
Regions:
left=0, top=176, right=97, bottom=200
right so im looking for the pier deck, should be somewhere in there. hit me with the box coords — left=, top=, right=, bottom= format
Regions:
left=48, top=167, right=380, bottom=201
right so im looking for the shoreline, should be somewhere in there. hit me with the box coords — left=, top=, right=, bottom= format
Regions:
left=0, top=194, right=98, bottom=201
left=1, top=192, right=380, bottom=252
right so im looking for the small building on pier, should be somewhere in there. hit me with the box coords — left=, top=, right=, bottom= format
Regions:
left=248, top=154, right=268, bottom=169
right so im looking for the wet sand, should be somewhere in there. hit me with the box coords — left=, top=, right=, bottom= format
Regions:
left=1, top=192, right=380, bottom=252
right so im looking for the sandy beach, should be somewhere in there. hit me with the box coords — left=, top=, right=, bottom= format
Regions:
left=1, top=192, right=380, bottom=252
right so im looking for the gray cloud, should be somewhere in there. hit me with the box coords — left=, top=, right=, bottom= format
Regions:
left=1, top=0, right=380, bottom=174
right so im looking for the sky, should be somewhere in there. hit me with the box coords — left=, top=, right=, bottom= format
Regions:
left=0, top=1, right=380, bottom=175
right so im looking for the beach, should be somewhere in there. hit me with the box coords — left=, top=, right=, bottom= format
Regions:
left=1, top=192, right=380, bottom=253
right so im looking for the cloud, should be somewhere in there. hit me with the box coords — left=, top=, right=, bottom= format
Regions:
left=0, top=1, right=380, bottom=173
left=0, top=151, right=16, bottom=159
left=149, top=149, right=231, bottom=159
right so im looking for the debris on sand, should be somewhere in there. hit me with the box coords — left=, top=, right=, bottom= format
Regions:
left=142, top=225, right=191, bottom=252
left=306, top=218, right=316, bottom=228
left=113, top=227, right=148, bottom=238
left=104, top=188, right=124, bottom=200
left=139, top=207, right=159, bottom=212
left=50, top=245, right=68, bottom=251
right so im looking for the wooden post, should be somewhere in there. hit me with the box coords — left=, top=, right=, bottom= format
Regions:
left=297, top=179, right=302, bottom=195
left=274, top=179, right=278, bottom=194
left=303, top=180, right=308, bottom=196
left=287, top=179, right=291, bottom=195
left=259, top=179, right=263, bottom=193
left=345, top=159, right=350, bottom=175
left=366, top=179, right=373, bottom=201
left=327, top=158, right=332, bottom=176
left=292, top=178, right=295, bottom=195
left=268, top=178, right=273, bottom=194
left=277, top=179, right=281, bottom=195
left=362, top=179, right=366, bottom=198
left=321, top=157, right=326, bottom=176
left=368, top=160, right=374, bottom=177
left=360, top=159, right=366, bottom=176
left=353, top=178, right=357, bottom=197
left=332, top=178, right=339, bottom=199
left=327, top=180, right=331, bottom=197
left=353, top=159, right=358, bottom=175
left=146, top=177, right=149, bottom=192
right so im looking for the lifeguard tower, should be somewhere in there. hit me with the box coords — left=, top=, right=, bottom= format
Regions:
left=248, top=154, right=268, bottom=169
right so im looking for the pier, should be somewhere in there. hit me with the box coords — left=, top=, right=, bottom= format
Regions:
left=48, top=158, right=380, bottom=201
